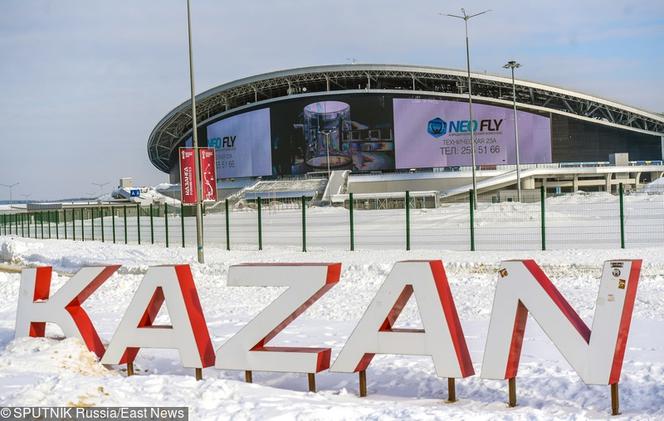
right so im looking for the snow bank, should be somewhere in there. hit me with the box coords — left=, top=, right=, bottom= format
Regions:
left=0, top=236, right=663, bottom=419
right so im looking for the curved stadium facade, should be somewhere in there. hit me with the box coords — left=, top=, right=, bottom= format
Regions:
left=148, top=64, right=664, bottom=185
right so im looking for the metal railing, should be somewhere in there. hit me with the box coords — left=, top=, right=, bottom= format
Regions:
left=2, top=183, right=663, bottom=252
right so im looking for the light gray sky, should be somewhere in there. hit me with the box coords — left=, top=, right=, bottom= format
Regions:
left=1, top=0, right=662, bottom=200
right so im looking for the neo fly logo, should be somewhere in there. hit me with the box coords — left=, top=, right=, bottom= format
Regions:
left=427, top=117, right=447, bottom=138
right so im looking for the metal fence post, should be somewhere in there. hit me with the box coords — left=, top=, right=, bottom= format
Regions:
left=123, top=205, right=127, bottom=244
left=225, top=199, right=230, bottom=251
left=149, top=203, right=154, bottom=244
left=55, top=210, right=60, bottom=239
left=619, top=183, right=625, bottom=249
left=112, top=207, right=116, bottom=243
left=301, top=195, right=307, bottom=252
left=136, top=204, right=141, bottom=245
left=64, top=210, right=68, bottom=240
left=41, top=211, right=45, bottom=239
left=48, top=211, right=52, bottom=239
left=469, top=189, right=475, bottom=251
left=72, top=209, right=76, bottom=241
left=164, top=203, right=170, bottom=247
left=100, top=207, right=105, bottom=242
left=21, top=213, right=24, bottom=237
left=80, top=208, right=84, bottom=241
left=405, top=191, right=411, bottom=251
left=540, top=186, right=546, bottom=251
left=180, top=203, right=185, bottom=248
left=91, top=208, right=95, bottom=241
left=27, top=213, right=31, bottom=238
left=349, top=192, right=355, bottom=251
left=257, top=196, right=262, bottom=251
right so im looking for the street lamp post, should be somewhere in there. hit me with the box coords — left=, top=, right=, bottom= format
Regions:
left=503, top=60, right=522, bottom=202
left=186, top=0, right=205, bottom=263
left=0, top=182, right=19, bottom=203
left=445, top=8, right=490, bottom=209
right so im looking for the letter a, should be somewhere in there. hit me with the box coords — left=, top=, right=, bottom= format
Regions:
left=101, top=265, right=214, bottom=369
left=481, top=259, right=641, bottom=385
left=15, top=266, right=120, bottom=358
left=332, top=260, right=473, bottom=379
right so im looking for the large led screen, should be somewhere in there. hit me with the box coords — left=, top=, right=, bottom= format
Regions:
left=201, top=94, right=553, bottom=178
left=269, top=95, right=395, bottom=175
left=393, top=98, right=551, bottom=168
left=206, top=108, right=272, bottom=178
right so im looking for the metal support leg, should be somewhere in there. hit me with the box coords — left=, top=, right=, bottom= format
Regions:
left=508, top=377, right=517, bottom=407
left=611, top=383, right=620, bottom=416
left=127, top=362, right=134, bottom=377
left=308, top=373, right=316, bottom=393
left=359, top=370, right=367, bottom=397
left=195, top=368, right=202, bottom=381
left=245, top=370, right=253, bottom=383
left=447, top=377, right=457, bottom=403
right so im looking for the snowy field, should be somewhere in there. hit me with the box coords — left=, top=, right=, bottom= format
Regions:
left=0, top=235, right=663, bottom=419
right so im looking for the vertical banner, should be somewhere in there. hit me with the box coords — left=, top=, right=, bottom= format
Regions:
left=179, top=148, right=197, bottom=205
left=199, top=148, right=218, bottom=202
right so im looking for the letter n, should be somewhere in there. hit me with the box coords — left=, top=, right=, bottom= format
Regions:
left=481, top=259, right=641, bottom=385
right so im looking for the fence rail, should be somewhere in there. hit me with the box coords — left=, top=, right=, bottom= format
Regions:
left=2, top=184, right=663, bottom=251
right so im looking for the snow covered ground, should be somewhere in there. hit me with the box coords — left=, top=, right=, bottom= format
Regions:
left=0, top=235, right=663, bottom=419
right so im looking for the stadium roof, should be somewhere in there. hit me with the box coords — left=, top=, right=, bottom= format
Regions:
left=148, top=64, right=664, bottom=173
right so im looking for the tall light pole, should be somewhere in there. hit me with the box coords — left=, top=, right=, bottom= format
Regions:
left=186, top=0, right=205, bottom=263
left=0, top=182, right=19, bottom=203
left=445, top=8, right=490, bottom=208
left=503, top=60, right=522, bottom=202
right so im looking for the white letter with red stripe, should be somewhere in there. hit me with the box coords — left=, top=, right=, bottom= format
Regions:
left=481, top=259, right=641, bottom=384
left=215, top=263, right=341, bottom=373
left=101, top=265, right=214, bottom=368
left=331, top=260, right=474, bottom=378
left=15, top=265, right=120, bottom=359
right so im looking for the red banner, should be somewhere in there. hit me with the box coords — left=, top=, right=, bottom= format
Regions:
left=199, top=148, right=218, bottom=202
left=179, top=148, right=197, bottom=205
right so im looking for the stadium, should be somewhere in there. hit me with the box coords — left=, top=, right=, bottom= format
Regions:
left=148, top=64, right=664, bottom=203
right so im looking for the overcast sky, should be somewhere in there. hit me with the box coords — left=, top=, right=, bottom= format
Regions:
left=1, top=0, right=663, bottom=200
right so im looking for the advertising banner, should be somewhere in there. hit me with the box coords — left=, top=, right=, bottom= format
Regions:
left=199, top=148, right=218, bottom=202
left=207, top=108, right=272, bottom=178
left=179, top=148, right=197, bottom=205
left=393, top=98, right=551, bottom=169
left=270, top=97, right=395, bottom=175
